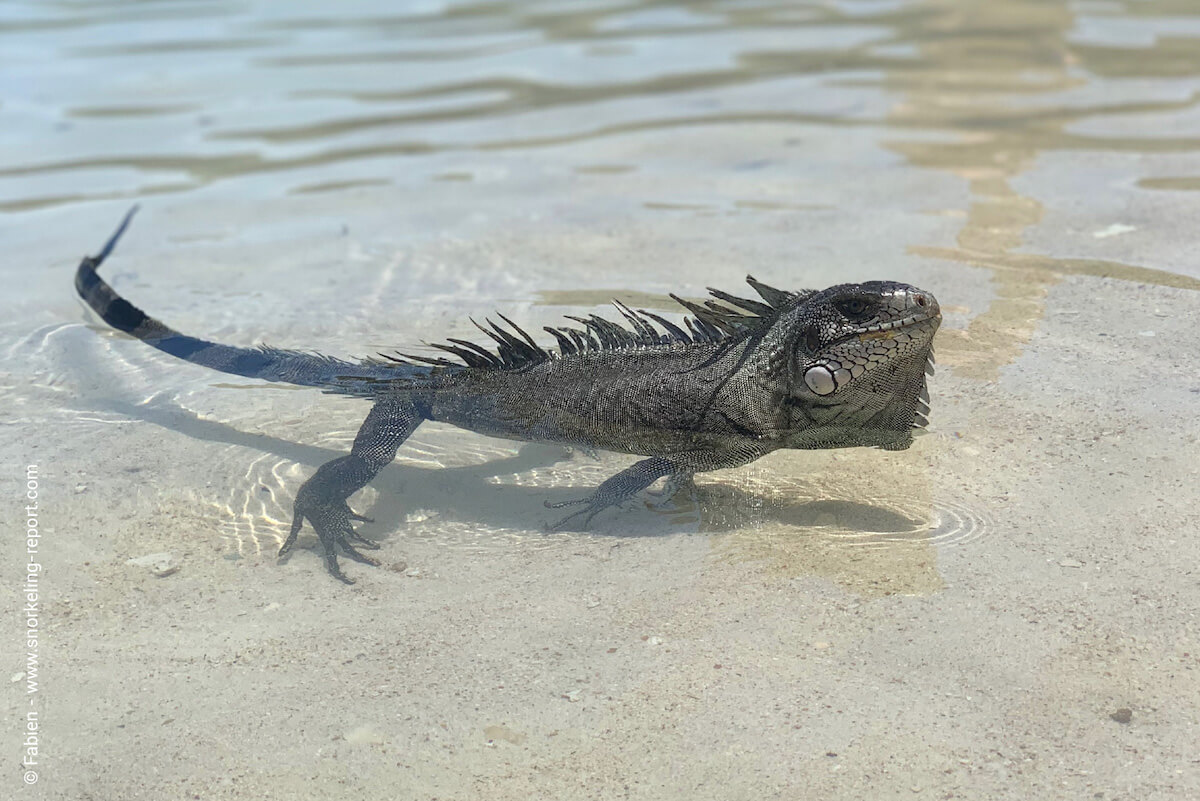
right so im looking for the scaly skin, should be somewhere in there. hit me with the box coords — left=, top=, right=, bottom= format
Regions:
left=75, top=208, right=941, bottom=583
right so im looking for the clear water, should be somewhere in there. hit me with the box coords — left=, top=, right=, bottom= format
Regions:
left=3, top=1, right=1199, bottom=799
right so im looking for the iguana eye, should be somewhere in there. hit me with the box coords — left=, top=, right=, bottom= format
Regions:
left=835, top=298, right=871, bottom=318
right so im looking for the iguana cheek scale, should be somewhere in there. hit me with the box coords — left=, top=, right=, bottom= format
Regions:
left=74, top=207, right=941, bottom=584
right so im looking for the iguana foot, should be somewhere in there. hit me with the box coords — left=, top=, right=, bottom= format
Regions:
left=543, top=456, right=680, bottom=531
left=544, top=495, right=609, bottom=532
left=279, top=466, right=380, bottom=584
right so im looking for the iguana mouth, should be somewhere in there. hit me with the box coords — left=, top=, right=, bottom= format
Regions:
left=815, top=309, right=940, bottom=363
left=855, top=308, right=940, bottom=341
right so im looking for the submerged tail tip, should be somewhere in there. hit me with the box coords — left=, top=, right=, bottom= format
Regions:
left=75, top=205, right=146, bottom=332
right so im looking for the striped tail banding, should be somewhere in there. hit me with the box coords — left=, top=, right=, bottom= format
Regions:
left=74, top=207, right=429, bottom=395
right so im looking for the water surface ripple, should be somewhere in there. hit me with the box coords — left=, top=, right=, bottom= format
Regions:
left=4, top=0, right=1200, bottom=220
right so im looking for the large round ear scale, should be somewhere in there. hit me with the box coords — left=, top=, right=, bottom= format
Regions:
left=804, top=366, right=837, bottom=396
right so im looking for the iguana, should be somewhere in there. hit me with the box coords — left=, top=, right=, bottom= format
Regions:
left=74, top=208, right=941, bottom=583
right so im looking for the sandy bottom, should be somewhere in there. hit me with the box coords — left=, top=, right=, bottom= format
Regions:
left=5, top=185, right=1197, bottom=801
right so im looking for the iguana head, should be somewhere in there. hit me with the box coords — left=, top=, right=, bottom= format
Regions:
left=772, top=281, right=941, bottom=450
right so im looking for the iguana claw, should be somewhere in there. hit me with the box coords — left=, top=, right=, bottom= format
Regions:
left=278, top=465, right=381, bottom=584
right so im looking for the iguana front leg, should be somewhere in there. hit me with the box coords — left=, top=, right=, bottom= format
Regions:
left=546, top=456, right=687, bottom=531
left=279, top=397, right=423, bottom=583
left=546, top=442, right=769, bottom=531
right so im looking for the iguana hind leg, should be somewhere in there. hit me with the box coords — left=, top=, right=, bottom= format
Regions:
left=546, top=456, right=686, bottom=531
left=279, top=397, right=423, bottom=583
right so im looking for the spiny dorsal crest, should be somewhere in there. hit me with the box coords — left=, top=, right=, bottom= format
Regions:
left=376, top=276, right=808, bottom=371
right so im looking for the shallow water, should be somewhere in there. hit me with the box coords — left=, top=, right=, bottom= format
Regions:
left=3, top=1, right=1200, bottom=799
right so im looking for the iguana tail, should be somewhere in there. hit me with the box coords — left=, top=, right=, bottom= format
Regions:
left=74, top=207, right=430, bottom=396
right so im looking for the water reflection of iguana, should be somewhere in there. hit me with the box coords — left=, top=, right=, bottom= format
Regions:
left=75, top=208, right=941, bottom=583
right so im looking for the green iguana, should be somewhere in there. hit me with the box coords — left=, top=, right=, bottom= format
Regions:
left=75, top=208, right=941, bottom=583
